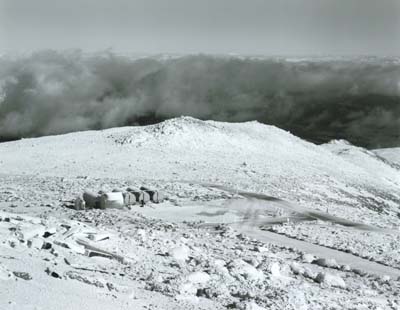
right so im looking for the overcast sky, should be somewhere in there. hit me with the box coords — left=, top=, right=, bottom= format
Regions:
left=1, top=0, right=399, bottom=56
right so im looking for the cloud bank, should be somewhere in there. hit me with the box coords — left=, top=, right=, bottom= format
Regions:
left=0, top=51, right=399, bottom=148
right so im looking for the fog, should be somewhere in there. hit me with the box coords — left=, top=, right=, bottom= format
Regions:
left=0, top=51, right=399, bottom=148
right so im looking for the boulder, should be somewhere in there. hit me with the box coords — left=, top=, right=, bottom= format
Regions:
left=315, top=272, right=346, bottom=288
left=168, top=245, right=190, bottom=261
left=290, top=262, right=305, bottom=275
left=314, top=258, right=339, bottom=268
left=13, top=271, right=32, bottom=281
left=187, top=271, right=210, bottom=284
left=228, top=259, right=265, bottom=282
left=301, top=253, right=316, bottom=263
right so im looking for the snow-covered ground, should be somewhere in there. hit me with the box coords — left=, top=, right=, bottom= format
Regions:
left=0, top=117, right=399, bottom=309
left=375, top=147, right=400, bottom=166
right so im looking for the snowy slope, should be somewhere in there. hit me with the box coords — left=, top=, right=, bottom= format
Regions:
left=322, top=140, right=400, bottom=186
left=1, top=117, right=399, bottom=220
left=1, top=117, right=400, bottom=310
left=374, top=147, right=400, bottom=166
left=0, top=117, right=397, bottom=193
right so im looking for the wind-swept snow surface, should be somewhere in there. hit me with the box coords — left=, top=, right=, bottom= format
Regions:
left=0, top=117, right=399, bottom=309
left=374, top=147, right=400, bottom=166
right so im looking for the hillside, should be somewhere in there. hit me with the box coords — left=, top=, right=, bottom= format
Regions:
left=0, top=117, right=399, bottom=310
left=1, top=117, right=399, bottom=220
left=374, top=147, right=400, bottom=166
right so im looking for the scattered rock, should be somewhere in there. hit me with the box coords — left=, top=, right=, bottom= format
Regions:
left=66, top=271, right=105, bottom=288
left=228, top=259, right=265, bottom=282
left=352, top=268, right=367, bottom=276
left=0, top=264, right=13, bottom=281
left=187, top=271, right=210, bottom=284
left=27, top=237, right=44, bottom=250
left=54, top=240, right=86, bottom=254
left=42, top=242, right=52, bottom=250
left=303, top=267, right=317, bottom=280
left=168, top=245, right=190, bottom=262
left=301, top=253, right=316, bottom=264
left=45, top=267, right=61, bottom=279
left=12, top=271, right=32, bottom=281
left=290, top=262, right=305, bottom=275
left=269, top=262, right=281, bottom=277
left=341, top=264, right=351, bottom=271
left=16, top=225, right=45, bottom=241
left=176, top=282, right=198, bottom=300
left=196, top=287, right=214, bottom=298
left=314, top=258, right=339, bottom=269
left=244, top=301, right=267, bottom=310
left=380, top=275, right=391, bottom=283
left=106, top=282, right=118, bottom=292
left=315, top=272, right=346, bottom=288
left=87, top=233, right=111, bottom=242
left=7, top=238, right=19, bottom=248
left=254, top=246, right=268, bottom=253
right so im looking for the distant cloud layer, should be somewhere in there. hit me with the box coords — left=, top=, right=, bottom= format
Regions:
left=0, top=51, right=399, bottom=148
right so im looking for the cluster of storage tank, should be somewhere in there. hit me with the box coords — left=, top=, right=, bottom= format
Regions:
left=74, top=187, right=164, bottom=210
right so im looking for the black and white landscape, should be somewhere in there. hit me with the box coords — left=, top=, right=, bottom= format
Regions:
left=1, top=1, right=399, bottom=309
left=0, top=116, right=399, bottom=309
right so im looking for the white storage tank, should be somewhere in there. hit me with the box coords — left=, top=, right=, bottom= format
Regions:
left=100, top=192, right=124, bottom=209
